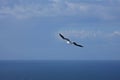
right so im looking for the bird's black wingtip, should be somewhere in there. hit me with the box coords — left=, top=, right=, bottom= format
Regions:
left=80, top=44, right=84, bottom=47
left=59, top=33, right=61, bottom=35
left=79, top=45, right=84, bottom=47
left=78, top=45, right=84, bottom=48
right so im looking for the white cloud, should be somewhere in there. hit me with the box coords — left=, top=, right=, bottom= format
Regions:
left=0, top=0, right=120, bottom=20
left=114, top=31, right=120, bottom=35
left=59, top=29, right=120, bottom=40
left=110, top=31, right=120, bottom=37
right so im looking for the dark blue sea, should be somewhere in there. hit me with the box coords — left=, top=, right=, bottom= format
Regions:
left=0, top=60, right=120, bottom=80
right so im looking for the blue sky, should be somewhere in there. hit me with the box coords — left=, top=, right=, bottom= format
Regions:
left=0, top=0, right=120, bottom=60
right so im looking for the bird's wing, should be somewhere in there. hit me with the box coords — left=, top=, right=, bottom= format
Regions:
left=59, top=33, right=71, bottom=41
left=73, top=42, right=83, bottom=47
left=59, top=33, right=65, bottom=39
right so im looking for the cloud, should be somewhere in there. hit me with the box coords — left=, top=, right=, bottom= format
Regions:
left=59, top=29, right=120, bottom=40
left=110, top=31, right=120, bottom=37
left=0, top=0, right=120, bottom=20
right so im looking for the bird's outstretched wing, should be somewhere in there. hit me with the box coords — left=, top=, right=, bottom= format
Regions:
left=59, top=33, right=70, bottom=42
left=59, top=33, right=65, bottom=39
left=73, top=42, right=83, bottom=47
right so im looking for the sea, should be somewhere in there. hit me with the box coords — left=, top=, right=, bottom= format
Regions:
left=0, top=60, right=120, bottom=80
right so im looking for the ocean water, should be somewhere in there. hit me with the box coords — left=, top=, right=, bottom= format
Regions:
left=0, top=60, right=120, bottom=80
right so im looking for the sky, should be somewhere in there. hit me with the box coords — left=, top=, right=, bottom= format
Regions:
left=0, top=0, right=120, bottom=60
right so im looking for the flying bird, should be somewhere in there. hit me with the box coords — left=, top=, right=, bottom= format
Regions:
left=59, top=33, right=84, bottom=47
